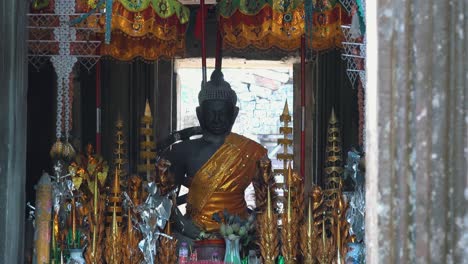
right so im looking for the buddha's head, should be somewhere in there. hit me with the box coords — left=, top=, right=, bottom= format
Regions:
left=197, top=70, right=239, bottom=136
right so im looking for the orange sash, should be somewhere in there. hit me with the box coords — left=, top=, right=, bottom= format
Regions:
left=187, top=133, right=266, bottom=232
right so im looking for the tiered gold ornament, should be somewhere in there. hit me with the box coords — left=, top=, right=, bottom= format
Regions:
left=322, top=108, right=352, bottom=263
left=323, top=108, right=344, bottom=204
left=281, top=163, right=299, bottom=264
left=104, top=169, right=124, bottom=264
left=275, top=100, right=294, bottom=179
left=138, top=100, right=157, bottom=181
left=114, top=117, right=128, bottom=180
left=257, top=157, right=280, bottom=264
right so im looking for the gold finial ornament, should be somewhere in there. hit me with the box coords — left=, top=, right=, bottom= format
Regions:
left=300, top=195, right=318, bottom=263
left=329, top=108, right=337, bottom=124
left=144, top=99, right=152, bottom=117
left=114, top=116, right=128, bottom=180
left=138, top=100, right=157, bottom=181
left=275, top=100, right=293, bottom=179
left=257, top=158, right=280, bottom=264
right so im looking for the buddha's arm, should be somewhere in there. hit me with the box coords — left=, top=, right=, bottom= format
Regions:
left=162, top=144, right=202, bottom=238
left=172, top=206, right=201, bottom=239
left=163, top=143, right=187, bottom=187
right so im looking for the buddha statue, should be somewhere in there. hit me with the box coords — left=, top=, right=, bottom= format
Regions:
left=165, top=70, right=267, bottom=241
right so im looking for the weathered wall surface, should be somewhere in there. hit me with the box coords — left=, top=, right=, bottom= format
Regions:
left=0, top=0, right=28, bottom=263
left=366, top=1, right=467, bottom=263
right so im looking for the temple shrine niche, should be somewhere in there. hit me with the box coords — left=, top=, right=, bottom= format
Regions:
left=25, top=0, right=366, bottom=263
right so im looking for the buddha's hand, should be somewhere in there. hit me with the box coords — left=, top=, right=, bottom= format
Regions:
left=173, top=207, right=202, bottom=240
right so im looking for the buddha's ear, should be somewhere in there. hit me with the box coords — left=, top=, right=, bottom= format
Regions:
left=232, top=106, right=239, bottom=122
left=196, top=106, right=202, bottom=124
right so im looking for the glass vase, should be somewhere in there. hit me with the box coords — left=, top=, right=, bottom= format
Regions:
left=67, top=248, right=85, bottom=264
left=224, top=236, right=241, bottom=264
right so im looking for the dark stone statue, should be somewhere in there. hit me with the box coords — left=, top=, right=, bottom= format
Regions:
left=164, top=70, right=267, bottom=244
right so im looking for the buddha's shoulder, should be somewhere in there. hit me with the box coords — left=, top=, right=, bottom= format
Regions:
left=171, top=138, right=205, bottom=150
left=229, top=133, right=266, bottom=153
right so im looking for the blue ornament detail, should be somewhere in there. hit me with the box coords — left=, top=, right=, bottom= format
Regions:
left=105, top=0, right=114, bottom=44
left=304, top=0, right=314, bottom=44
left=355, top=0, right=366, bottom=35
left=69, top=0, right=106, bottom=26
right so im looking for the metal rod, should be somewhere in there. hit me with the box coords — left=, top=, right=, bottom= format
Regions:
left=96, top=60, right=101, bottom=154
left=200, top=0, right=207, bottom=84
left=215, top=27, right=223, bottom=71
left=300, top=35, right=306, bottom=179
left=170, top=58, right=174, bottom=132
left=314, top=55, right=319, bottom=185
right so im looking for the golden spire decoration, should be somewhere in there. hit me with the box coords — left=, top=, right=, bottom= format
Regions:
left=299, top=185, right=325, bottom=264
left=281, top=162, right=299, bottom=264
left=275, top=100, right=293, bottom=181
left=257, top=158, right=280, bottom=264
left=331, top=193, right=352, bottom=263
left=123, top=175, right=144, bottom=264
left=323, top=107, right=344, bottom=207
left=114, top=116, right=128, bottom=180
left=138, top=99, right=157, bottom=181
left=104, top=169, right=123, bottom=264
left=157, top=221, right=178, bottom=264
left=321, top=108, right=351, bottom=261
left=104, top=117, right=126, bottom=263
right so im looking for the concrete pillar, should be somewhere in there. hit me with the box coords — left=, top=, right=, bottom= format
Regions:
left=366, top=0, right=467, bottom=263
left=0, top=0, right=28, bottom=263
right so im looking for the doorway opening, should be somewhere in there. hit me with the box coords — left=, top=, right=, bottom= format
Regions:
left=175, top=58, right=294, bottom=212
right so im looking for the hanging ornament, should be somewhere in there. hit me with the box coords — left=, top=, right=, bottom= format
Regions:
left=50, top=0, right=79, bottom=161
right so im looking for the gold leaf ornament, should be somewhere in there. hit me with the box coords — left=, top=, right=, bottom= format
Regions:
left=88, top=180, right=96, bottom=194
left=87, top=163, right=97, bottom=175
left=72, top=176, right=83, bottom=189
left=97, top=171, right=108, bottom=186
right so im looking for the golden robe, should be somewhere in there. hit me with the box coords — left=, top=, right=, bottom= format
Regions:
left=186, top=133, right=267, bottom=232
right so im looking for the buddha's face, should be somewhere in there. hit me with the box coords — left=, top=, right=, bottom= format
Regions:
left=197, top=100, right=239, bottom=136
